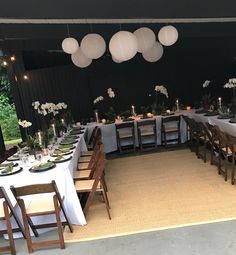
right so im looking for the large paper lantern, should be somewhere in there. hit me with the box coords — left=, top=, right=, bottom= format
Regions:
left=62, top=37, right=79, bottom=54
left=158, top=25, right=178, bottom=46
left=71, top=48, right=92, bottom=68
left=142, top=41, right=164, bottom=62
left=133, top=27, right=156, bottom=53
left=81, top=33, right=106, bottom=59
left=112, top=56, right=123, bottom=63
left=109, top=31, right=138, bottom=61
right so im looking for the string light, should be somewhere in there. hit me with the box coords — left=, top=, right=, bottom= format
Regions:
left=3, top=61, right=7, bottom=66
left=10, top=55, right=16, bottom=61
left=23, top=74, right=29, bottom=80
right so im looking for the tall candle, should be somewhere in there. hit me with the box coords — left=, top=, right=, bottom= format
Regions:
left=37, top=131, right=42, bottom=146
left=95, top=112, right=99, bottom=123
left=131, top=105, right=135, bottom=116
left=176, top=99, right=179, bottom=112
left=52, top=124, right=56, bottom=137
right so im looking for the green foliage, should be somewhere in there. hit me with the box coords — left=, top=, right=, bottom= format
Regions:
left=151, top=101, right=165, bottom=115
left=0, top=95, right=21, bottom=141
left=105, top=107, right=116, bottom=122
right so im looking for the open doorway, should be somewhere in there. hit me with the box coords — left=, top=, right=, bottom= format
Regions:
left=0, top=60, right=22, bottom=150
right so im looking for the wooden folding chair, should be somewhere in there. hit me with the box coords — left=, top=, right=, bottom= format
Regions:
left=78, top=141, right=103, bottom=170
left=225, top=133, right=236, bottom=184
left=137, top=119, right=157, bottom=151
left=10, top=181, right=73, bottom=253
left=81, top=128, right=102, bottom=157
left=75, top=153, right=111, bottom=219
left=161, top=115, right=181, bottom=148
left=212, top=126, right=231, bottom=181
left=0, top=187, right=26, bottom=255
left=116, top=122, right=136, bottom=153
left=205, top=122, right=220, bottom=165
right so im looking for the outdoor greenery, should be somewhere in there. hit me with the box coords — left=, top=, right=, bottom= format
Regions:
left=0, top=62, right=21, bottom=142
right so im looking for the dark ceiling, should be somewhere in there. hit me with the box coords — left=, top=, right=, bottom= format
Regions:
left=1, top=1, right=236, bottom=51
left=1, top=0, right=236, bottom=19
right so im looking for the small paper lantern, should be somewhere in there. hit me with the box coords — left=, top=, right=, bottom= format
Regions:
left=81, top=33, right=106, bottom=59
left=71, top=48, right=92, bottom=68
left=133, top=27, right=156, bottom=53
left=109, top=31, right=138, bottom=61
left=158, top=25, right=178, bottom=46
left=62, top=37, right=79, bottom=54
left=142, top=41, right=164, bottom=62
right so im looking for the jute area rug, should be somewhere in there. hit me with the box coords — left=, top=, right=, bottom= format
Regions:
left=64, top=149, right=236, bottom=242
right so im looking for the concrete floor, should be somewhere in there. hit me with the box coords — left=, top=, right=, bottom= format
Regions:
left=1, top=220, right=236, bottom=254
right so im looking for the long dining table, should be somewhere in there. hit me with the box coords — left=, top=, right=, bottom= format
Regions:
left=86, top=112, right=188, bottom=153
left=185, top=110, right=236, bottom=137
left=0, top=130, right=88, bottom=237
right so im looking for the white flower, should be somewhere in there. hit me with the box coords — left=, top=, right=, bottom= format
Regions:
left=18, top=119, right=32, bottom=128
left=93, top=96, right=104, bottom=104
left=224, top=78, right=236, bottom=89
left=32, top=101, right=40, bottom=110
left=202, top=80, right=211, bottom=88
left=154, top=85, right=169, bottom=98
left=107, top=88, right=115, bottom=98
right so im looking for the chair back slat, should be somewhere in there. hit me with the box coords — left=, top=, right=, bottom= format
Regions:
left=11, top=183, right=55, bottom=197
left=162, top=115, right=180, bottom=124
left=115, top=122, right=134, bottom=129
left=137, top=119, right=156, bottom=127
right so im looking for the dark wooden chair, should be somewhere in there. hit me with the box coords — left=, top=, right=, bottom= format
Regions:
left=10, top=181, right=73, bottom=253
left=137, top=119, right=157, bottom=151
left=212, top=126, right=231, bottom=181
left=161, top=115, right=181, bottom=147
left=225, top=133, right=236, bottom=184
left=87, top=126, right=99, bottom=151
left=75, top=152, right=111, bottom=219
left=205, top=122, right=220, bottom=165
left=116, top=122, right=136, bottom=153
left=0, top=187, right=26, bottom=255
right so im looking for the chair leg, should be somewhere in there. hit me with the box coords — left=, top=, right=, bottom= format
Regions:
left=3, top=202, right=16, bottom=255
left=101, top=174, right=108, bottom=192
left=53, top=196, right=65, bottom=250
left=231, top=157, right=235, bottom=185
left=101, top=190, right=111, bottom=220
left=18, top=199, right=33, bottom=253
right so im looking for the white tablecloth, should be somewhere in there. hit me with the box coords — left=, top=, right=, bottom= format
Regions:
left=86, top=113, right=187, bottom=153
left=185, top=110, right=236, bottom=137
left=0, top=133, right=88, bottom=237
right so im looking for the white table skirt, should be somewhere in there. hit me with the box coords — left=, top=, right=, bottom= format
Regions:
left=86, top=113, right=187, bottom=153
left=0, top=133, right=88, bottom=238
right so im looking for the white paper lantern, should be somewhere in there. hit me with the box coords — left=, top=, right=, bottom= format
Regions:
left=112, top=56, right=123, bottom=63
left=142, top=41, right=164, bottom=62
left=71, top=48, right=92, bottom=68
left=109, top=31, right=138, bottom=61
left=81, top=33, right=106, bottom=59
left=61, top=37, right=79, bottom=54
left=158, top=25, right=178, bottom=46
left=133, top=27, right=156, bottom=53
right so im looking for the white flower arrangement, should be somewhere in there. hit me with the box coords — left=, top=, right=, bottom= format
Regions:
left=18, top=119, right=32, bottom=128
left=224, top=78, right=236, bottom=89
left=202, top=80, right=211, bottom=88
left=107, top=88, right=115, bottom=98
left=93, top=96, right=104, bottom=104
left=154, top=85, right=169, bottom=98
left=32, top=101, right=67, bottom=116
